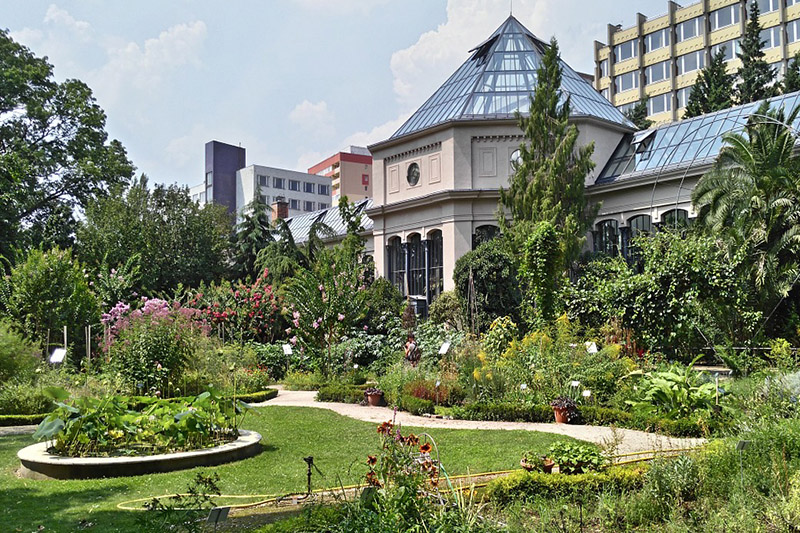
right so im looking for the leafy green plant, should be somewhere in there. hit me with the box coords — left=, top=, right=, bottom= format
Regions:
left=137, top=472, right=222, bottom=533
left=33, top=386, right=247, bottom=457
left=627, top=355, right=717, bottom=419
left=547, top=441, right=606, bottom=474
left=0, top=319, right=39, bottom=382
left=481, top=316, right=518, bottom=358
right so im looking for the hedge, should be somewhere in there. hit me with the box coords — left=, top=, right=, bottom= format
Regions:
left=236, top=388, right=279, bottom=403
left=316, top=384, right=368, bottom=404
left=399, top=394, right=434, bottom=416
left=487, top=465, right=648, bottom=504
left=0, top=414, right=47, bottom=427
left=451, top=402, right=728, bottom=438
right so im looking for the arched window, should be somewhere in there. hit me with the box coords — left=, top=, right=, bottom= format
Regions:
left=473, top=224, right=499, bottom=249
left=594, top=220, right=619, bottom=256
left=427, top=230, right=443, bottom=302
left=624, top=214, right=652, bottom=262
left=407, top=233, right=425, bottom=297
left=387, top=237, right=405, bottom=296
left=661, top=208, right=690, bottom=228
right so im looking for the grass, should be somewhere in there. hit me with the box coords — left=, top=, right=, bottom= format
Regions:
left=0, top=405, right=579, bottom=532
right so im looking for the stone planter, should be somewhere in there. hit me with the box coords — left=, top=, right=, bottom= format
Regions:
left=17, top=430, right=262, bottom=480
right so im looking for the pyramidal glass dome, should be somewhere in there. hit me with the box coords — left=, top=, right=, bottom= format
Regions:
left=391, top=16, right=634, bottom=140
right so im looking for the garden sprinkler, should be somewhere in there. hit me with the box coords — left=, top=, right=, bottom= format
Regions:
left=303, top=456, right=324, bottom=497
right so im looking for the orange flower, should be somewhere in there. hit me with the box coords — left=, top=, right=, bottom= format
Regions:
left=420, top=443, right=432, bottom=454
left=377, top=421, right=393, bottom=435
left=367, top=455, right=377, bottom=466
left=366, top=471, right=382, bottom=487
left=405, top=434, right=419, bottom=446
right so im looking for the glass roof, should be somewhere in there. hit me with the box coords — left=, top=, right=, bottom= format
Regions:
left=391, top=16, right=633, bottom=140
left=285, top=198, right=373, bottom=244
left=596, top=91, right=800, bottom=185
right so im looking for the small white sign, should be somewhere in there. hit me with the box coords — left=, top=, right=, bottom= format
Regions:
left=438, top=341, right=451, bottom=355
left=50, top=348, right=67, bottom=364
left=282, top=344, right=293, bottom=355
left=585, top=341, right=598, bottom=354
left=570, top=380, right=580, bottom=388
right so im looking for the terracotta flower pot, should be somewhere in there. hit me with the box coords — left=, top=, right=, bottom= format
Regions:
left=553, top=407, right=570, bottom=424
left=542, top=459, right=555, bottom=474
left=366, top=393, right=383, bottom=407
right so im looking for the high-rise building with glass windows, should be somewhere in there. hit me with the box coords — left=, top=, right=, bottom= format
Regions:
left=594, top=0, right=800, bottom=124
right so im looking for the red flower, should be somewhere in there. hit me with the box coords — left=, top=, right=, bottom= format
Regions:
left=419, top=443, right=432, bottom=454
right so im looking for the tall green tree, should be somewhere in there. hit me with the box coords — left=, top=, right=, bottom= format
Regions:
left=784, top=53, right=800, bottom=94
left=0, top=30, right=134, bottom=259
left=684, top=49, right=735, bottom=119
left=623, top=98, right=653, bottom=130
left=76, top=175, right=233, bottom=296
left=499, top=37, right=596, bottom=266
left=737, top=1, right=779, bottom=104
left=692, top=101, right=800, bottom=309
left=233, top=195, right=272, bottom=280
left=520, top=221, right=560, bottom=326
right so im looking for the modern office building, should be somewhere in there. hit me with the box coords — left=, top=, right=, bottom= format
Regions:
left=308, top=146, right=373, bottom=203
left=237, top=164, right=332, bottom=218
left=594, top=0, right=800, bottom=124
left=366, top=15, right=634, bottom=309
left=190, top=140, right=333, bottom=221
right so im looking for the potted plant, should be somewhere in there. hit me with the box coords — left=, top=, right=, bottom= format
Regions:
left=364, top=387, right=384, bottom=407
left=520, top=450, right=554, bottom=473
left=549, top=396, right=578, bottom=424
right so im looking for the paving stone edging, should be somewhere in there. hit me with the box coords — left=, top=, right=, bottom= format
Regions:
left=17, top=430, right=262, bottom=480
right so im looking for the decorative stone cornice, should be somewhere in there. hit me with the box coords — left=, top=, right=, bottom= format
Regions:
left=385, top=141, right=442, bottom=163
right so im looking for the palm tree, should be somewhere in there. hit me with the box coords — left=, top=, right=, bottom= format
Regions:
left=692, top=101, right=800, bottom=307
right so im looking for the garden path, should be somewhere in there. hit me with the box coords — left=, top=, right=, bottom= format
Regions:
left=254, top=389, right=706, bottom=458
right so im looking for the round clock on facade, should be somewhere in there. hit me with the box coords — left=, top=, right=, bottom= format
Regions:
left=407, top=162, right=420, bottom=186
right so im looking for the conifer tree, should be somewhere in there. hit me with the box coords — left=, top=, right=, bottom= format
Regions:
left=737, top=0, right=778, bottom=104
left=499, top=37, right=596, bottom=267
left=623, top=98, right=653, bottom=130
left=784, top=53, right=800, bottom=94
left=233, top=194, right=273, bottom=279
left=684, top=49, right=735, bottom=119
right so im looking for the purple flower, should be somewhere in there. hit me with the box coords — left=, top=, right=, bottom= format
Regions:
left=337, top=313, right=345, bottom=321
left=285, top=327, right=292, bottom=335
left=363, top=325, right=368, bottom=331
left=318, top=284, right=324, bottom=291
left=293, top=311, right=300, bottom=320
left=312, top=320, right=319, bottom=329
left=293, top=319, right=300, bottom=328
left=290, top=336, right=298, bottom=345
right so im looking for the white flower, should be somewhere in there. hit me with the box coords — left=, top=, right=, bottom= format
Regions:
left=435, top=380, right=441, bottom=387
left=353, top=364, right=359, bottom=369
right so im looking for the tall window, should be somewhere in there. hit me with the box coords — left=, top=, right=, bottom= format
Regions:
left=758, top=0, right=780, bottom=14
left=473, top=225, right=499, bottom=249
left=676, top=16, right=704, bottom=43
left=710, top=5, right=740, bottom=32
left=594, top=220, right=619, bottom=256
left=645, top=60, right=672, bottom=84
left=289, top=199, right=299, bottom=210
left=289, top=179, right=300, bottom=191
left=387, top=237, right=405, bottom=296
left=644, top=28, right=671, bottom=53
left=790, top=20, right=800, bottom=43
left=258, top=174, right=268, bottom=186
left=661, top=208, right=690, bottom=228
left=599, top=59, right=609, bottom=77
left=761, top=26, right=782, bottom=49
left=711, top=40, right=740, bottom=62
left=614, top=39, right=638, bottom=63
left=407, top=234, right=425, bottom=297
left=318, top=184, right=330, bottom=196
left=303, top=182, right=314, bottom=193
left=427, top=230, right=443, bottom=303
left=615, top=71, right=639, bottom=93
left=624, top=215, right=652, bottom=263
left=677, top=51, right=705, bottom=75
left=677, top=86, right=692, bottom=108
left=647, top=93, right=672, bottom=115
left=273, top=177, right=285, bottom=189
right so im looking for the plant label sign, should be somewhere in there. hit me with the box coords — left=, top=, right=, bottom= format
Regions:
left=50, top=348, right=67, bottom=364
left=282, top=344, right=293, bottom=355
left=439, top=341, right=451, bottom=355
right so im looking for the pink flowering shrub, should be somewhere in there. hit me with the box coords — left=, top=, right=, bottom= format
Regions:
left=102, top=297, right=206, bottom=396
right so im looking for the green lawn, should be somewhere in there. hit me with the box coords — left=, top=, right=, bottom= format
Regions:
left=0, top=406, right=580, bottom=532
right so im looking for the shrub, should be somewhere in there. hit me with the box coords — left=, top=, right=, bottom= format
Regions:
left=316, top=383, right=366, bottom=404
left=399, top=394, right=434, bottom=416
left=252, top=343, right=290, bottom=380
left=487, top=465, right=648, bottom=504
left=452, top=402, right=553, bottom=423
left=547, top=440, right=606, bottom=474
left=0, top=247, right=99, bottom=364
left=627, top=356, right=717, bottom=419
left=0, top=320, right=39, bottom=382
left=402, top=378, right=464, bottom=406
left=0, top=413, right=48, bottom=426
left=283, top=371, right=326, bottom=391
left=481, top=316, right=518, bottom=358
left=235, top=388, right=278, bottom=403
left=104, top=299, right=200, bottom=396
left=453, top=238, right=521, bottom=333
left=428, top=290, right=466, bottom=331
left=0, top=383, right=51, bottom=415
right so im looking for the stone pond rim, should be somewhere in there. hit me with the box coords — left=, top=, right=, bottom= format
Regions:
left=16, top=430, right=262, bottom=480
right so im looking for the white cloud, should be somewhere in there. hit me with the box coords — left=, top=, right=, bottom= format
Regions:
left=295, top=150, right=329, bottom=173
left=43, top=4, right=91, bottom=41
left=9, top=27, right=43, bottom=47
left=90, top=20, right=207, bottom=107
left=342, top=111, right=412, bottom=148
left=289, top=99, right=335, bottom=138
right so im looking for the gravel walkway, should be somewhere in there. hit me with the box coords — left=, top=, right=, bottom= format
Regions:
left=253, top=389, right=706, bottom=457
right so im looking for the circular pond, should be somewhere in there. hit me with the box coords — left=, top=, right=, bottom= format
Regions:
left=17, top=430, right=262, bottom=480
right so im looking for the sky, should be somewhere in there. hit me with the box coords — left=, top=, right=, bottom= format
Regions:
left=1, top=0, right=667, bottom=188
